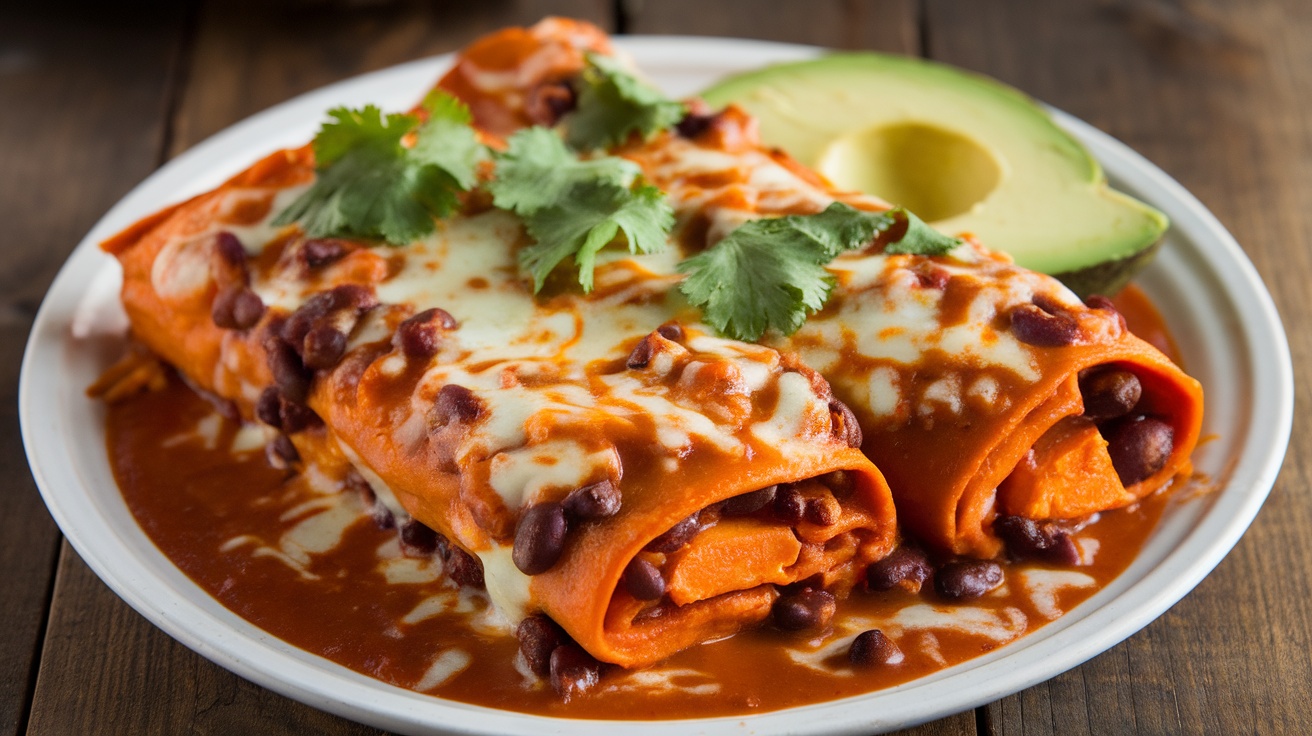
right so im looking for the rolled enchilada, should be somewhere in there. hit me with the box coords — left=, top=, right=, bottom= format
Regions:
left=101, top=105, right=897, bottom=669
left=610, top=92, right=1204, bottom=559
left=437, top=21, right=1203, bottom=560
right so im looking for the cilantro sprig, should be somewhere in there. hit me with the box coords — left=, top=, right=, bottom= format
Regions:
left=489, top=127, right=673, bottom=293
left=564, top=52, right=686, bottom=151
left=678, top=203, right=961, bottom=341
left=273, top=91, right=486, bottom=244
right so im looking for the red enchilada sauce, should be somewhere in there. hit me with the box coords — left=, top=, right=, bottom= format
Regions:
left=106, top=288, right=1181, bottom=719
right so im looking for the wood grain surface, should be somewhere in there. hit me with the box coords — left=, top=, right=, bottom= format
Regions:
left=5, top=1, right=1308, bottom=734
left=0, top=3, right=188, bottom=734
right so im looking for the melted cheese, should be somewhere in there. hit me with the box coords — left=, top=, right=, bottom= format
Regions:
left=489, top=440, right=620, bottom=508
left=480, top=543, right=532, bottom=625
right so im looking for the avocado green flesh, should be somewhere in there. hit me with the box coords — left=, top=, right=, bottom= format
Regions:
left=700, top=54, right=1168, bottom=296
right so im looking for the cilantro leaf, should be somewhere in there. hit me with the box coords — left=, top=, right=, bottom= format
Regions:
left=411, top=90, right=486, bottom=192
left=565, top=52, right=686, bottom=151
left=882, top=208, right=962, bottom=255
left=489, top=127, right=673, bottom=292
left=487, top=128, right=638, bottom=213
left=311, top=105, right=414, bottom=166
left=678, top=219, right=836, bottom=341
left=519, top=180, right=672, bottom=293
left=677, top=202, right=961, bottom=341
left=273, top=94, right=486, bottom=244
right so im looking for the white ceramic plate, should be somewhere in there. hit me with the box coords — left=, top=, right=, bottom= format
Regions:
left=19, top=37, right=1292, bottom=735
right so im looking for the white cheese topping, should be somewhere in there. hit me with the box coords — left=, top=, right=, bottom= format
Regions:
left=479, top=544, right=533, bottom=625
left=752, top=370, right=825, bottom=445
left=489, top=440, right=620, bottom=509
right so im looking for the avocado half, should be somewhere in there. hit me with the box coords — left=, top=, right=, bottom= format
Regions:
left=699, top=54, right=1168, bottom=297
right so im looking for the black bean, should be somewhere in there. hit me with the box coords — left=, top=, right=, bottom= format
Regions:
left=865, top=547, right=933, bottom=591
left=804, top=496, right=840, bottom=527
left=397, top=315, right=438, bottom=357
left=331, top=283, right=377, bottom=311
left=935, top=560, right=1004, bottom=600
left=849, top=629, right=903, bottom=667
left=995, top=516, right=1081, bottom=566
left=829, top=399, right=863, bottom=448
left=549, top=644, right=600, bottom=700
left=278, top=400, right=321, bottom=434
left=1080, top=369, right=1142, bottom=421
left=398, top=308, right=457, bottom=359
left=266, top=340, right=311, bottom=404
left=255, top=387, right=284, bottom=429
left=516, top=615, right=567, bottom=677
left=431, top=384, right=484, bottom=427
left=563, top=479, right=621, bottom=520
left=626, top=335, right=654, bottom=369
left=656, top=322, right=684, bottom=342
left=645, top=513, right=702, bottom=553
left=269, top=433, right=298, bottom=463
left=525, top=81, right=576, bottom=126
left=1106, top=416, right=1174, bottom=486
left=675, top=111, right=717, bottom=139
left=773, top=588, right=837, bottom=631
left=211, top=287, right=240, bottom=329
left=429, top=308, right=458, bottom=330
left=281, top=291, right=336, bottom=347
left=773, top=484, right=806, bottom=525
left=444, top=546, right=485, bottom=589
left=214, top=231, right=247, bottom=267
left=721, top=485, right=777, bottom=516
left=302, top=238, right=346, bottom=268
left=1010, top=302, right=1080, bottom=347
left=622, top=557, right=666, bottom=601
left=300, top=324, right=347, bottom=370
left=230, top=289, right=265, bottom=330
left=1084, top=294, right=1118, bottom=312
left=213, top=287, right=264, bottom=330
left=513, top=502, right=568, bottom=575
left=400, top=519, right=439, bottom=556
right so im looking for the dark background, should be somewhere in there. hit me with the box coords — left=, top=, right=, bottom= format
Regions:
left=2, top=1, right=1309, bottom=733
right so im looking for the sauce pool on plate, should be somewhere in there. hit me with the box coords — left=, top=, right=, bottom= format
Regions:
left=106, top=291, right=1177, bottom=719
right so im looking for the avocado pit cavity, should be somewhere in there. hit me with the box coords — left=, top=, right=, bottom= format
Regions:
left=818, top=121, right=1003, bottom=223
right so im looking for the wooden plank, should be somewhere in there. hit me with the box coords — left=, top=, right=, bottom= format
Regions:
left=170, top=0, right=613, bottom=156
left=24, top=3, right=613, bottom=735
left=923, top=1, right=1312, bottom=733
left=30, top=544, right=388, bottom=735
left=890, top=711, right=979, bottom=736
left=624, top=0, right=921, bottom=53
left=0, top=2, right=188, bottom=734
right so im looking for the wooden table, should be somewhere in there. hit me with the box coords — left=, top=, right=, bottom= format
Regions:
left=4, top=1, right=1308, bottom=733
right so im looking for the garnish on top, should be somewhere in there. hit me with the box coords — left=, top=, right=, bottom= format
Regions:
left=274, top=60, right=962, bottom=342
left=564, top=52, right=687, bottom=151
left=678, top=204, right=961, bottom=341
left=488, top=128, right=673, bottom=293
left=273, top=91, right=485, bottom=244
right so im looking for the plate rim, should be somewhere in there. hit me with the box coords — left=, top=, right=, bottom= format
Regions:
left=18, top=34, right=1294, bottom=736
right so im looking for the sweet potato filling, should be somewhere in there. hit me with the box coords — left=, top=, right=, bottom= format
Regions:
left=997, top=415, right=1134, bottom=520
left=665, top=518, right=801, bottom=605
